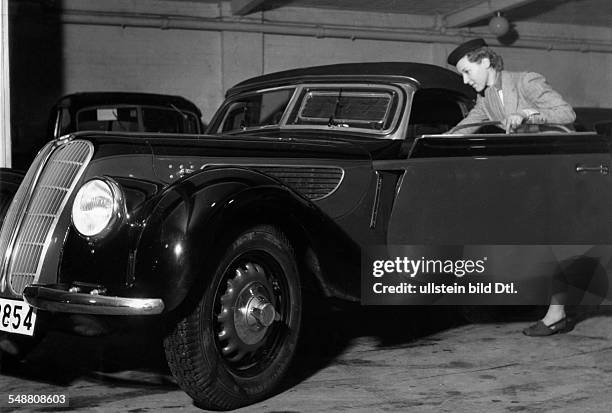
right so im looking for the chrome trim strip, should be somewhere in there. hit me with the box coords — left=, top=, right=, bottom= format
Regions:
left=369, top=171, right=382, bottom=229
left=23, top=286, right=165, bottom=315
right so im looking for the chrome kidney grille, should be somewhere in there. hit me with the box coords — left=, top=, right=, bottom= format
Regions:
left=0, top=139, right=93, bottom=296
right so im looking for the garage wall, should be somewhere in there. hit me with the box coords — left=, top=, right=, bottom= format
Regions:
left=9, top=0, right=612, bottom=168
left=57, top=1, right=612, bottom=118
left=62, top=25, right=222, bottom=120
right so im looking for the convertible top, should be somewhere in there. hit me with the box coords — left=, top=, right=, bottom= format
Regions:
left=228, top=62, right=475, bottom=98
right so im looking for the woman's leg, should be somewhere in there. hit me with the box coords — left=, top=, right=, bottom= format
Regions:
left=541, top=302, right=566, bottom=326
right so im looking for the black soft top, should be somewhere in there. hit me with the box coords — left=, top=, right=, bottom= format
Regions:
left=227, top=62, right=474, bottom=98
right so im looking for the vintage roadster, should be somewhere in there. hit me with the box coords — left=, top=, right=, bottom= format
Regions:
left=0, top=62, right=610, bottom=410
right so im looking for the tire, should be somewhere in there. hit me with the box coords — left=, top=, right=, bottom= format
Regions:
left=163, top=225, right=302, bottom=410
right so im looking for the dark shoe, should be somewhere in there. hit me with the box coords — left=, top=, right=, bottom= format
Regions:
left=522, top=318, right=573, bottom=337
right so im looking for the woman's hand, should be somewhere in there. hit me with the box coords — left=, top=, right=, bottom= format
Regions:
left=503, top=113, right=525, bottom=133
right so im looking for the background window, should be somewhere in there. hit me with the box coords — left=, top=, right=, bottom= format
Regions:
left=77, top=107, right=139, bottom=132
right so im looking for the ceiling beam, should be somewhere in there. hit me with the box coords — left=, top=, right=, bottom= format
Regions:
left=231, top=0, right=267, bottom=16
left=444, top=0, right=538, bottom=28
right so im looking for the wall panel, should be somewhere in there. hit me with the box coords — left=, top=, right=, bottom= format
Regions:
left=62, top=25, right=223, bottom=123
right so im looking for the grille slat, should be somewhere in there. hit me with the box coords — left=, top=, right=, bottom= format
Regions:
left=39, top=184, right=71, bottom=192
left=53, top=159, right=84, bottom=166
left=0, top=140, right=93, bottom=296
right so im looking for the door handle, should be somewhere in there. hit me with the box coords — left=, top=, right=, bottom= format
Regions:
left=575, top=163, right=609, bottom=175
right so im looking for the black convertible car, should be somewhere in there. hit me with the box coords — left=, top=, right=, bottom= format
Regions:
left=1, top=62, right=610, bottom=410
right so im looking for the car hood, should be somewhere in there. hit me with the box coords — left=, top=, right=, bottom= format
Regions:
left=145, top=132, right=374, bottom=160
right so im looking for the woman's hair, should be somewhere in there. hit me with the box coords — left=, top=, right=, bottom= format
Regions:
left=466, top=47, right=504, bottom=71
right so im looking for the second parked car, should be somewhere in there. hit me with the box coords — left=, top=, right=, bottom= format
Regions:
left=48, top=91, right=204, bottom=139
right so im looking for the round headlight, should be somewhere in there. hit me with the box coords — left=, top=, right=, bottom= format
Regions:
left=72, top=178, right=124, bottom=238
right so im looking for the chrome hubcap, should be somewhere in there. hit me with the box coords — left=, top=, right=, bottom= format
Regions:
left=217, top=262, right=280, bottom=362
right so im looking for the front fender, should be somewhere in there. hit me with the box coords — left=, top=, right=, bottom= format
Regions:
left=133, top=167, right=284, bottom=311
left=133, top=166, right=358, bottom=312
left=211, top=184, right=360, bottom=301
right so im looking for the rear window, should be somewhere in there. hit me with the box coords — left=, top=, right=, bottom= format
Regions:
left=299, top=92, right=390, bottom=123
left=286, top=87, right=399, bottom=131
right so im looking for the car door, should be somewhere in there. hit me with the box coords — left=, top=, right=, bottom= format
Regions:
left=378, top=133, right=612, bottom=305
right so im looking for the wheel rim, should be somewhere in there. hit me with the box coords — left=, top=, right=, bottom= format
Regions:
left=214, top=251, right=289, bottom=376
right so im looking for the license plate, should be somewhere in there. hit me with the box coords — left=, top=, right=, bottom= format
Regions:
left=0, top=297, right=37, bottom=336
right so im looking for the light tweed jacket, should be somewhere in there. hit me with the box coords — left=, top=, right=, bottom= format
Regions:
left=455, top=71, right=576, bottom=133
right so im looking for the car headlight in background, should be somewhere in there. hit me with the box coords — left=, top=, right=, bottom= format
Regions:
left=72, top=178, right=125, bottom=238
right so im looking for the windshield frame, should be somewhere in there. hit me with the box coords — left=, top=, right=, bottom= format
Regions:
left=208, top=83, right=408, bottom=138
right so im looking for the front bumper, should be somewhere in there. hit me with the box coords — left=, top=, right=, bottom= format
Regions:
left=23, top=285, right=165, bottom=315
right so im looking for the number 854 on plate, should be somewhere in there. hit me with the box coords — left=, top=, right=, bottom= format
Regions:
left=0, top=297, right=37, bottom=336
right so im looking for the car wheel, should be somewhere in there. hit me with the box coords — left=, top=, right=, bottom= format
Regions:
left=164, top=225, right=302, bottom=410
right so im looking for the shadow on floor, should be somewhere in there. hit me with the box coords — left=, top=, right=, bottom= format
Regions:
left=2, top=304, right=610, bottom=395
left=287, top=303, right=612, bottom=389
left=1, top=318, right=171, bottom=388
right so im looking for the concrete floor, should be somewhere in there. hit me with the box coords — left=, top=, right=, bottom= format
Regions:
left=1, top=306, right=611, bottom=412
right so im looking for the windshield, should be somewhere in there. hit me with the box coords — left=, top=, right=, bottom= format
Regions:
left=142, top=107, right=199, bottom=133
left=75, top=106, right=199, bottom=134
left=77, top=107, right=139, bottom=132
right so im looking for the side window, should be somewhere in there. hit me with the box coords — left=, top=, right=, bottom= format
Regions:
left=407, top=89, right=466, bottom=136
left=216, top=88, right=295, bottom=133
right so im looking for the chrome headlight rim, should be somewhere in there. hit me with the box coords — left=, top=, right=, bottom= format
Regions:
left=71, top=177, right=126, bottom=240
